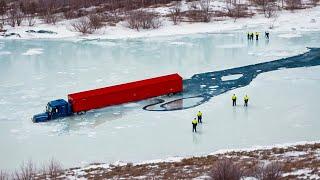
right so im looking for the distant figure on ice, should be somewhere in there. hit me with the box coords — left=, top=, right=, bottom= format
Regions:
left=197, top=111, right=202, bottom=123
left=255, top=32, right=259, bottom=41
left=250, top=33, right=254, bottom=40
left=244, top=94, right=249, bottom=107
left=192, top=118, right=198, bottom=132
left=232, top=94, right=237, bottom=106
left=265, top=31, right=270, bottom=39
left=247, top=32, right=250, bottom=40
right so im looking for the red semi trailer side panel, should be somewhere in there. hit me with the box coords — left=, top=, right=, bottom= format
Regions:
left=68, top=74, right=183, bottom=113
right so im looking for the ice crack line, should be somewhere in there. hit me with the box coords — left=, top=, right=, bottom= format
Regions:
left=143, top=48, right=320, bottom=111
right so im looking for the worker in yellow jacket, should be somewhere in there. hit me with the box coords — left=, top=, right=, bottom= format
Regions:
left=192, top=118, right=198, bottom=132
left=255, top=32, right=259, bottom=41
left=244, top=95, right=249, bottom=107
left=197, top=111, right=202, bottom=123
left=232, top=94, right=237, bottom=106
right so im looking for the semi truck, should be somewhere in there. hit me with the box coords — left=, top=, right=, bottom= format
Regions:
left=32, top=74, right=183, bottom=123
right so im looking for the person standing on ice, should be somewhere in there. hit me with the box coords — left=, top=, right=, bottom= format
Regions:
left=265, top=31, right=270, bottom=39
left=255, top=32, right=259, bottom=41
left=247, top=32, right=250, bottom=40
left=232, top=94, right=237, bottom=106
left=192, top=118, right=198, bottom=132
left=244, top=95, right=249, bottom=107
left=197, top=111, right=202, bottom=123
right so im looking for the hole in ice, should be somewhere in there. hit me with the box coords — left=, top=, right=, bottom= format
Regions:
left=162, top=96, right=205, bottom=110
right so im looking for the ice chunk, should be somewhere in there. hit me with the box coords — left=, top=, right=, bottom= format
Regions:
left=22, top=48, right=43, bottom=56
left=209, top=86, right=218, bottom=89
left=221, top=74, right=243, bottom=81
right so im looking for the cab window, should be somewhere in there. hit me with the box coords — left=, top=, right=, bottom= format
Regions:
left=46, top=105, right=53, bottom=113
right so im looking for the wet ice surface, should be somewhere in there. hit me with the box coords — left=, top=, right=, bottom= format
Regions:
left=0, top=32, right=320, bottom=170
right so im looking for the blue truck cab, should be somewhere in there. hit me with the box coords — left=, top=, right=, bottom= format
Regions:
left=32, top=99, right=73, bottom=123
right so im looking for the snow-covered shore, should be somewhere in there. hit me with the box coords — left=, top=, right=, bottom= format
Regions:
left=49, top=141, right=320, bottom=179
left=1, top=5, right=320, bottom=40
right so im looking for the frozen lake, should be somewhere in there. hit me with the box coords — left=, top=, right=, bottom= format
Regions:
left=0, top=31, right=320, bottom=170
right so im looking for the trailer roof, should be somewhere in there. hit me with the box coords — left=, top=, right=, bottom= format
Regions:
left=68, top=74, right=182, bottom=100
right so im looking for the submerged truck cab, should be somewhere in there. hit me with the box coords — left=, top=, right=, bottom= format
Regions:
left=32, top=99, right=72, bottom=123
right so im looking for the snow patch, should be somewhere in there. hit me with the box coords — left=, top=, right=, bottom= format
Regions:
left=87, top=132, right=96, bottom=138
left=10, top=129, right=20, bottom=133
left=22, top=48, right=43, bottom=56
left=193, top=175, right=212, bottom=180
left=136, top=156, right=183, bottom=165
left=283, top=151, right=307, bottom=157
left=114, top=126, right=125, bottom=129
left=123, top=103, right=139, bottom=107
left=169, top=41, right=193, bottom=46
left=282, top=168, right=312, bottom=177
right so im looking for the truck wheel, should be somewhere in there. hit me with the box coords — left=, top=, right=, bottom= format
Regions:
left=77, top=111, right=86, bottom=115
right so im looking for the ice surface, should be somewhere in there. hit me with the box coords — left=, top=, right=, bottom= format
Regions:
left=0, top=32, right=320, bottom=170
left=0, top=51, right=11, bottom=55
left=278, top=33, right=302, bottom=38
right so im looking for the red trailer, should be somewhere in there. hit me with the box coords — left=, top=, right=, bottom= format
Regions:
left=68, top=74, right=183, bottom=113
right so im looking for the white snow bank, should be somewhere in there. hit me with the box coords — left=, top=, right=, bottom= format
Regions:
left=209, top=141, right=320, bottom=156
left=283, top=151, right=307, bottom=157
left=136, top=156, right=184, bottom=165
left=22, top=48, right=43, bottom=56
left=221, top=74, right=243, bottom=81
left=282, top=168, right=312, bottom=177
left=1, top=5, right=320, bottom=40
